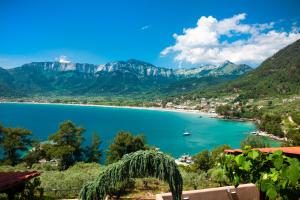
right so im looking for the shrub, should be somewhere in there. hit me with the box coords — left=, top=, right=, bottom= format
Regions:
left=40, top=162, right=103, bottom=198
left=224, top=148, right=300, bottom=200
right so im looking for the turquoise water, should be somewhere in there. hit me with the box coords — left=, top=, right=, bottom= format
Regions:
left=0, top=103, right=256, bottom=157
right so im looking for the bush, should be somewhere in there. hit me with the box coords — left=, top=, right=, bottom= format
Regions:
left=192, top=150, right=212, bottom=171
left=0, top=163, right=28, bottom=172
left=224, top=148, right=300, bottom=200
left=181, top=170, right=207, bottom=190
left=106, top=179, right=135, bottom=198
left=40, top=162, right=103, bottom=198
left=31, top=162, right=59, bottom=171
left=208, top=168, right=229, bottom=187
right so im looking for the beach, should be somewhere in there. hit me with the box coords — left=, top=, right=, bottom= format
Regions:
left=0, top=101, right=218, bottom=117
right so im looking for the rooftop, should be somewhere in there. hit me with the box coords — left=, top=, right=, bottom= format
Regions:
left=0, top=171, right=41, bottom=192
left=224, top=146, right=300, bottom=156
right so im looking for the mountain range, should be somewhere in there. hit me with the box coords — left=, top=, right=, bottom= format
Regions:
left=1, top=38, right=299, bottom=100
left=0, top=59, right=252, bottom=97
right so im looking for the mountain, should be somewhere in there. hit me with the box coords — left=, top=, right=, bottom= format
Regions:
left=4, top=59, right=177, bottom=96
left=0, top=59, right=251, bottom=97
left=20, top=59, right=175, bottom=78
left=208, top=61, right=252, bottom=76
left=174, top=61, right=252, bottom=78
left=0, top=67, right=16, bottom=96
left=215, top=39, right=300, bottom=97
left=175, top=65, right=218, bottom=77
left=98, top=59, right=174, bottom=78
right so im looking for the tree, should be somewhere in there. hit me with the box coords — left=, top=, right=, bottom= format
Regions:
left=106, top=131, right=146, bottom=164
left=259, top=114, right=283, bottom=137
left=80, top=150, right=183, bottom=200
left=47, top=120, right=85, bottom=169
left=216, top=105, right=232, bottom=117
left=85, top=132, right=102, bottom=163
left=0, top=124, right=33, bottom=165
left=192, top=150, right=212, bottom=171
left=24, top=141, right=48, bottom=167
left=240, top=135, right=270, bottom=148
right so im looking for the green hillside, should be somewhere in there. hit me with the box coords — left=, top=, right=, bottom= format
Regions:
left=0, top=60, right=251, bottom=98
left=219, top=39, right=300, bottom=98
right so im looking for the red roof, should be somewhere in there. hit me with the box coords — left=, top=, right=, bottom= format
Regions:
left=0, top=171, right=41, bottom=192
left=224, top=146, right=300, bottom=156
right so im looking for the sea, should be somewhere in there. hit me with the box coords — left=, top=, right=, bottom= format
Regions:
left=0, top=102, right=259, bottom=158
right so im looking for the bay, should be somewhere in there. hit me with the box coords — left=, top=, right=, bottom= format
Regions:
left=0, top=103, right=257, bottom=158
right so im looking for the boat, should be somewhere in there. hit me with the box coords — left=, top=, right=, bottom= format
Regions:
left=183, top=130, right=191, bottom=136
left=251, top=131, right=258, bottom=135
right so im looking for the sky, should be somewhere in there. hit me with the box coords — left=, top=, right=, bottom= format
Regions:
left=0, top=0, right=300, bottom=69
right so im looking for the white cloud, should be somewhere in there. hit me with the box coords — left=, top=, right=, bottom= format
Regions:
left=161, top=13, right=300, bottom=66
left=141, top=25, right=151, bottom=31
left=55, top=55, right=71, bottom=63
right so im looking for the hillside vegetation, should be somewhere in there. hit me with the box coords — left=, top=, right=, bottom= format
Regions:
left=217, top=39, right=300, bottom=98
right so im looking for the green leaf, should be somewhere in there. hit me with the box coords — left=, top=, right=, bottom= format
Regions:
left=262, top=173, right=268, bottom=180
left=271, top=172, right=278, bottom=182
left=235, top=155, right=246, bottom=165
left=233, top=175, right=240, bottom=187
left=286, top=164, right=300, bottom=184
left=280, top=179, right=288, bottom=189
left=267, top=154, right=273, bottom=160
left=260, top=180, right=273, bottom=192
left=273, top=150, right=283, bottom=156
left=266, top=187, right=277, bottom=200
left=241, top=160, right=252, bottom=171
left=273, top=157, right=283, bottom=170
left=248, top=150, right=259, bottom=160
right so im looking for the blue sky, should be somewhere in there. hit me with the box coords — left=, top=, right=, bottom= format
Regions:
left=0, top=0, right=300, bottom=68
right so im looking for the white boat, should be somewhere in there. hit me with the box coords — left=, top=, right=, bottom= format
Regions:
left=251, top=131, right=258, bottom=135
left=183, top=131, right=191, bottom=136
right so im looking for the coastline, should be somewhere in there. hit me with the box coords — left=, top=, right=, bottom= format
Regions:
left=252, top=131, right=287, bottom=142
left=211, top=115, right=257, bottom=123
left=0, top=101, right=218, bottom=117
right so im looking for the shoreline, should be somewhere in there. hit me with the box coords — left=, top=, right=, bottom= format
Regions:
left=0, top=101, right=218, bottom=117
left=211, top=115, right=257, bottom=123
left=252, top=131, right=287, bottom=142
